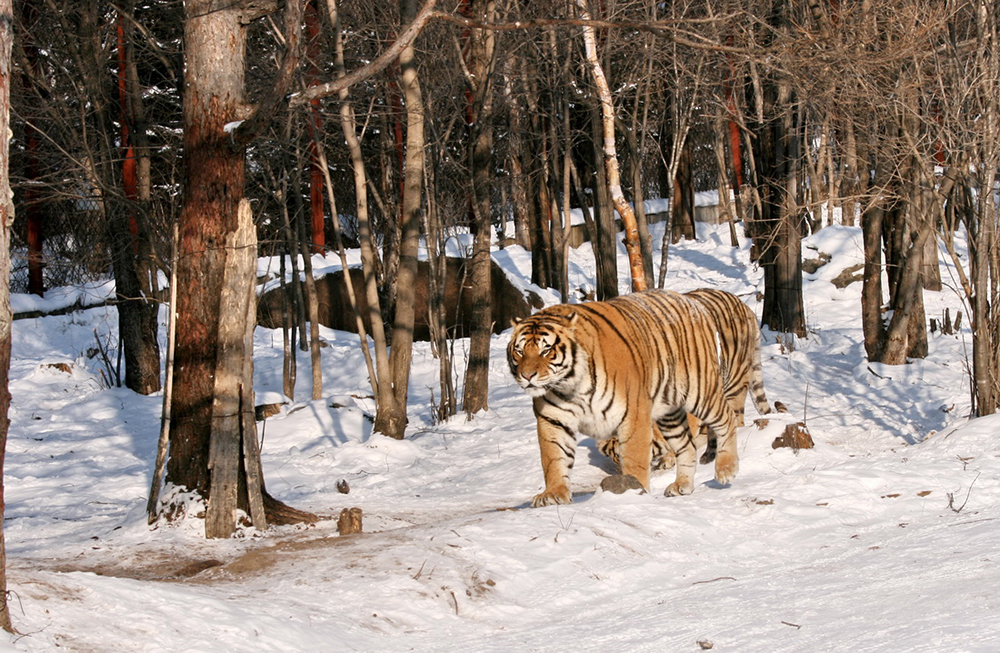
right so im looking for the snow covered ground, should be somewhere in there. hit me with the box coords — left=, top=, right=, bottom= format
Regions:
left=3, top=220, right=998, bottom=652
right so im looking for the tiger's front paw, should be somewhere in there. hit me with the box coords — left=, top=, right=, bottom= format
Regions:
left=714, top=454, right=739, bottom=486
left=664, top=480, right=694, bottom=496
left=531, top=486, right=572, bottom=508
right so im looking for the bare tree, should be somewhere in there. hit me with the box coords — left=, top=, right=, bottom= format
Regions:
left=745, top=0, right=806, bottom=338
left=935, top=0, right=1000, bottom=414
left=372, top=0, right=428, bottom=439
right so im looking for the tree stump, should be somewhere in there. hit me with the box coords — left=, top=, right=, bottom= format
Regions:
left=771, top=422, right=814, bottom=451
left=337, top=507, right=363, bottom=535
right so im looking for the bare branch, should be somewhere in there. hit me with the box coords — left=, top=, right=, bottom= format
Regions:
left=288, top=0, right=439, bottom=108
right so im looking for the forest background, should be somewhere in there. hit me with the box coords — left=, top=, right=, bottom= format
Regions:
left=0, top=0, right=997, bottom=633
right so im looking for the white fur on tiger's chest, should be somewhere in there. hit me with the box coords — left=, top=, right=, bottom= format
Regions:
left=576, top=404, right=626, bottom=440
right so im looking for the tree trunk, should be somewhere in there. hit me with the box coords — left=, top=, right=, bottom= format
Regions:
left=325, top=0, right=381, bottom=402
left=374, top=0, right=425, bottom=439
left=167, top=0, right=313, bottom=533
left=461, top=0, right=496, bottom=417
left=0, top=0, right=16, bottom=629
left=712, top=115, right=739, bottom=247
left=520, top=60, right=552, bottom=289
left=504, top=59, right=531, bottom=249
left=112, top=11, right=161, bottom=394
left=20, top=0, right=43, bottom=297
left=305, top=0, right=326, bottom=255
left=588, top=104, right=618, bottom=299
left=671, top=140, right=695, bottom=243
left=298, top=225, right=324, bottom=401
left=73, top=1, right=161, bottom=396
left=422, top=159, right=456, bottom=420
left=169, top=0, right=250, bottom=501
left=578, top=0, right=643, bottom=291
left=861, top=190, right=886, bottom=361
left=751, top=13, right=806, bottom=338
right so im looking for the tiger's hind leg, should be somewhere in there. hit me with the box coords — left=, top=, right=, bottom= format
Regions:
left=658, top=410, right=698, bottom=496
left=686, top=414, right=716, bottom=465
left=599, top=426, right=676, bottom=474
left=651, top=424, right=677, bottom=470
left=702, top=406, right=739, bottom=486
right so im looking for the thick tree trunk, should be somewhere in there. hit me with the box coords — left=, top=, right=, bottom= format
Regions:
left=167, top=0, right=313, bottom=534
left=169, top=0, right=249, bottom=499
left=752, top=30, right=806, bottom=338
left=971, top=168, right=998, bottom=414
left=755, top=131, right=806, bottom=336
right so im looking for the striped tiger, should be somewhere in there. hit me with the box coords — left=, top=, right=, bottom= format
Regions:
left=597, top=288, right=780, bottom=472
left=507, top=289, right=738, bottom=507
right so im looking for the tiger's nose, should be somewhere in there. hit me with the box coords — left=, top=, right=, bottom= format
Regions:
left=521, top=370, right=536, bottom=381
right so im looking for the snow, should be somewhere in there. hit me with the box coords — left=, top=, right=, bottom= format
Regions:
left=9, top=279, right=114, bottom=315
left=4, top=220, right=999, bottom=652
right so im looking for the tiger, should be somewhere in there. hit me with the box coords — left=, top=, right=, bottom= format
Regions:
left=507, top=289, right=739, bottom=507
left=597, top=288, right=781, bottom=473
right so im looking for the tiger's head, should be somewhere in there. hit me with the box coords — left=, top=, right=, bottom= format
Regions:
left=507, top=309, right=581, bottom=397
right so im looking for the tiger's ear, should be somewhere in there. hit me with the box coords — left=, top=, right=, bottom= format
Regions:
left=511, top=317, right=522, bottom=327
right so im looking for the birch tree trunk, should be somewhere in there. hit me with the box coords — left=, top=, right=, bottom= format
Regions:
left=0, top=0, right=16, bottom=629
left=576, top=0, right=646, bottom=291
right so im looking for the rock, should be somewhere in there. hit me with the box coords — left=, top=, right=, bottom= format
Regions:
left=600, top=474, right=645, bottom=495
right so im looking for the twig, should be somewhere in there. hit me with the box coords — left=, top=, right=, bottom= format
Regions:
left=692, top=576, right=737, bottom=585
left=412, top=560, right=427, bottom=580
left=947, top=472, right=980, bottom=513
